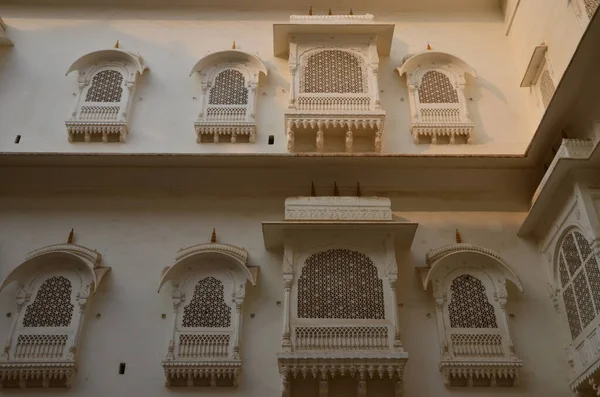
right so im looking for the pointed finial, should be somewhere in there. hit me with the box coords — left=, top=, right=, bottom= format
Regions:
left=114, top=40, right=120, bottom=49
left=333, top=182, right=339, bottom=197
left=211, top=228, right=217, bottom=243
left=426, top=43, right=432, bottom=50
left=67, top=228, right=74, bottom=244
left=455, top=229, right=462, bottom=244
left=349, top=8, right=354, bottom=15
left=311, top=181, right=316, bottom=197
left=232, top=41, right=236, bottom=49
left=308, top=6, right=313, bottom=15
left=356, top=183, right=361, bottom=197
left=328, top=8, right=333, bottom=15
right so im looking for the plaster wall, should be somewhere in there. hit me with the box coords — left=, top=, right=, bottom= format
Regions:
left=0, top=6, right=556, bottom=155
left=0, top=194, right=573, bottom=396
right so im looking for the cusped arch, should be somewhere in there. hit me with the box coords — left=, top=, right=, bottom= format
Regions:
left=0, top=243, right=111, bottom=293
left=396, top=51, right=477, bottom=79
left=189, top=49, right=267, bottom=77
left=423, top=243, right=523, bottom=292
left=158, top=243, right=257, bottom=292
left=66, top=49, right=146, bottom=75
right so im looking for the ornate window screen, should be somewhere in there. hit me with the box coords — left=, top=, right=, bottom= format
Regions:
left=538, top=68, right=555, bottom=110
left=0, top=243, right=110, bottom=388
left=66, top=49, right=146, bottom=143
left=423, top=243, right=523, bottom=387
left=558, top=231, right=600, bottom=341
left=191, top=50, right=267, bottom=144
left=159, top=241, right=257, bottom=388
left=297, top=249, right=385, bottom=319
left=300, top=50, right=367, bottom=94
left=397, top=52, right=476, bottom=145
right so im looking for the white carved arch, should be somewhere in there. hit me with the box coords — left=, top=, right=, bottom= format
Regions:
left=189, top=49, right=267, bottom=79
left=158, top=243, right=256, bottom=292
left=397, top=51, right=477, bottom=145
left=424, top=243, right=523, bottom=292
left=66, top=49, right=146, bottom=76
left=0, top=243, right=110, bottom=293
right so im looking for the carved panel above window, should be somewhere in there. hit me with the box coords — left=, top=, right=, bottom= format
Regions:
left=190, top=50, right=267, bottom=144
left=398, top=51, right=476, bottom=144
left=66, top=48, right=146, bottom=143
left=276, top=14, right=393, bottom=153
left=422, top=243, right=523, bottom=387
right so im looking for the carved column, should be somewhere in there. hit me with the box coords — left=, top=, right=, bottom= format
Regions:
left=433, top=287, right=449, bottom=359
left=316, top=123, right=324, bottom=153
left=247, top=83, right=257, bottom=123
left=232, top=283, right=246, bottom=359
left=386, top=235, right=402, bottom=349
left=282, top=276, right=293, bottom=352
left=166, top=283, right=183, bottom=360
left=287, top=121, right=295, bottom=153
left=281, top=370, right=291, bottom=397
left=456, top=77, right=469, bottom=122
left=319, top=368, right=329, bottom=397
left=345, top=129, right=353, bottom=153
left=357, top=366, right=367, bottom=397
left=2, top=285, right=29, bottom=360
left=375, top=130, right=383, bottom=153
left=496, top=285, right=516, bottom=356
left=288, top=66, right=297, bottom=109
left=371, top=66, right=381, bottom=110
left=68, top=283, right=91, bottom=360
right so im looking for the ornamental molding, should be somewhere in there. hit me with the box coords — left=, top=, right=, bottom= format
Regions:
left=284, top=197, right=392, bottom=221
left=0, top=18, right=13, bottom=47
left=440, top=360, right=522, bottom=387
left=531, top=139, right=594, bottom=205
left=397, top=51, right=477, bottom=145
left=0, top=362, right=76, bottom=388
left=162, top=360, right=242, bottom=387
left=289, top=14, right=375, bottom=24
left=426, top=243, right=501, bottom=266
left=66, top=49, right=146, bottom=143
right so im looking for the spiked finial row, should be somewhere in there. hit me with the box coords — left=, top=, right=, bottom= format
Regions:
left=310, top=182, right=363, bottom=197
left=67, top=228, right=74, bottom=244
left=307, top=7, right=354, bottom=15
left=455, top=229, right=462, bottom=244
left=211, top=228, right=217, bottom=243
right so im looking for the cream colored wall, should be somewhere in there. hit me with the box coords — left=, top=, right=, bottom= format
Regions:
left=0, top=6, right=548, bottom=155
left=0, top=193, right=573, bottom=396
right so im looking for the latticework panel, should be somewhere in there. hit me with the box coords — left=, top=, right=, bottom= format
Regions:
left=584, top=0, right=599, bottom=18
left=297, top=249, right=384, bottom=319
left=208, top=69, right=248, bottom=105
left=14, top=334, right=68, bottom=359
left=182, top=277, right=231, bottom=328
left=448, top=275, right=498, bottom=329
left=450, top=333, right=503, bottom=357
left=23, top=276, right=74, bottom=328
left=85, top=70, right=123, bottom=103
left=300, top=50, right=367, bottom=94
left=418, top=71, right=459, bottom=104
left=559, top=230, right=600, bottom=341
left=295, top=326, right=388, bottom=350
left=178, top=333, right=230, bottom=358
left=539, top=70, right=555, bottom=109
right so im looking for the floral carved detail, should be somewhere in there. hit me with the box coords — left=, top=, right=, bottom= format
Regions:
left=23, top=277, right=74, bottom=328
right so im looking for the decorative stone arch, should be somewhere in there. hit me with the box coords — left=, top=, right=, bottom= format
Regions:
left=190, top=49, right=267, bottom=144
left=397, top=51, right=477, bottom=145
left=159, top=241, right=258, bottom=387
left=0, top=243, right=110, bottom=388
left=65, top=48, right=146, bottom=143
left=422, top=243, right=523, bottom=387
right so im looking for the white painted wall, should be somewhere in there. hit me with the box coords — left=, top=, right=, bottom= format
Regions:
left=0, top=194, right=574, bottom=396
left=0, top=4, right=584, bottom=155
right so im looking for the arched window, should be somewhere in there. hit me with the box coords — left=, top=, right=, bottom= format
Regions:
left=191, top=50, right=267, bottom=144
left=423, top=243, right=523, bottom=387
left=297, top=249, right=384, bottom=319
left=159, top=241, right=257, bottom=387
left=397, top=52, right=476, bottom=144
left=300, top=50, right=367, bottom=94
left=558, top=230, right=600, bottom=341
left=66, top=48, right=146, bottom=143
left=0, top=243, right=110, bottom=388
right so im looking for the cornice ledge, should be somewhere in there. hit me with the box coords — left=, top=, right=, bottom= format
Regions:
left=0, top=361, right=75, bottom=387
left=26, top=243, right=101, bottom=267
left=289, top=14, right=375, bottom=23
left=162, top=359, right=242, bottom=368
left=569, top=354, right=600, bottom=391
left=426, top=243, right=501, bottom=266
left=176, top=242, right=248, bottom=264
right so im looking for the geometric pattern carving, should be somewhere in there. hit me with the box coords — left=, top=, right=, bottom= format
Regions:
left=539, top=69, right=555, bottom=109
left=559, top=230, right=600, bottom=340
left=23, top=276, right=74, bottom=328
left=448, top=275, right=498, bottom=328
left=418, top=71, right=459, bottom=104
left=298, top=249, right=384, bottom=319
left=208, top=69, right=248, bottom=105
left=295, top=326, right=388, bottom=351
left=85, top=70, right=123, bottom=103
left=300, top=50, right=366, bottom=94
left=15, top=334, right=69, bottom=359
left=178, top=333, right=230, bottom=358
left=182, top=277, right=231, bottom=328
left=450, top=334, right=503, bottom=357
left=585, top=0, right=599, bottom=18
